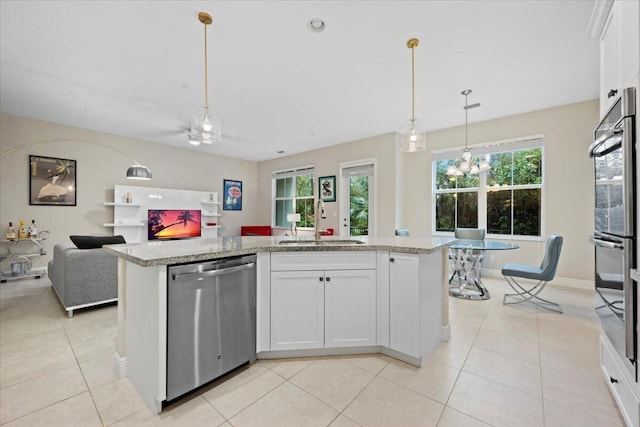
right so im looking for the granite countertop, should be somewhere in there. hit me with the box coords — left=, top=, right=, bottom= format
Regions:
left=104, top=235, right=454, bottom=267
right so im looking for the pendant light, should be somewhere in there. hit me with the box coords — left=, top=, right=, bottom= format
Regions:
left=398, top=38, right=426, bottom=152
left=446, top=89, right=489, bottom=176
left=188, top=12, right=222, bottom=146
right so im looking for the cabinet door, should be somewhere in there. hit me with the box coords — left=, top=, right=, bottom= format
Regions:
left=618, top=0, right=640, bottom=89
left=271, top=270, right=324, bottom=350
left=389, top=253, right=420, bottom=357
left=600, top=8, right=619, bottom=115
left=325, top=269, right=376, bottom=348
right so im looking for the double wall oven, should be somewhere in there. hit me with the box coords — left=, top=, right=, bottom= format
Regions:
left=589, top=87, right=637, bottom=379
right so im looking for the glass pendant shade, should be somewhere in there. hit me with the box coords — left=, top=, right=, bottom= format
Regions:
left=479, top=159, right=491, bottom=171
left=189, top=106, right=221, bottom=145
left=398, top=122, right=426, bottom=152
left=469, top=164, right=480, bottom=175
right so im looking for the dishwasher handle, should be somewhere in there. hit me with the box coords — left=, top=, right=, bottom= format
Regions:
left=171, top=262, right=255, bottom=282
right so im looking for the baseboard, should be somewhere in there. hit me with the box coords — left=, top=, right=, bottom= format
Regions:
left=113, top=352, right=127, bottom=378
left=482, top=268, right=593, bottom=291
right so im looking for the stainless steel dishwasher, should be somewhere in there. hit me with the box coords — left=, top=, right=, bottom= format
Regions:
left=166, top=254, right=256, bottom=402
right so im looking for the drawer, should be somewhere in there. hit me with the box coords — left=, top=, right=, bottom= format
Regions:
left=601, top=335, right=640, bottom=427
left=271, top=251, right=376, bottom=271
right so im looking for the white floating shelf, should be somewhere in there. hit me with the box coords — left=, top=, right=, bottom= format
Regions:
left=202, top=225, right=221, bottom=229
left=202, top=213, right=221, bottom=217
left=104, top=202, right=141, bottom=207
left=201, top=201, right=221, bottom=205
left=103, top=223, right=145, bottom=227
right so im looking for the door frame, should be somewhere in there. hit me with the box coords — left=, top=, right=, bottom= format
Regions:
left=338, top=158, right=377, bottom=237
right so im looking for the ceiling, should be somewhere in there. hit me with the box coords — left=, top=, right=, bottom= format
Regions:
left=0, top=1, right=599, bottom=162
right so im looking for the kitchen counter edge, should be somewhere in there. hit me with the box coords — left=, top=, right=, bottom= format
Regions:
left=103, top=236, right=454, bottom=267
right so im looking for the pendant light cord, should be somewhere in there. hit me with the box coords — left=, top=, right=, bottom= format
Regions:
left=411, top=44, right=415, bottom=122
left=464, top=92, right=468, bottom=150
left=203, top=20, right=208, bottom=108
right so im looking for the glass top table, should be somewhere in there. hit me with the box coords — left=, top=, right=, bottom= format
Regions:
left=448, top=239, right=520, bottom=300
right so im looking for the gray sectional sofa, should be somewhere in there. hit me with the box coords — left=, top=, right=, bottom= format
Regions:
left=48, top=238, right=122, bottom=317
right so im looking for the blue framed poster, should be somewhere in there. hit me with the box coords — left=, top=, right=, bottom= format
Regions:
left=223, top=179, right=242, bottom=210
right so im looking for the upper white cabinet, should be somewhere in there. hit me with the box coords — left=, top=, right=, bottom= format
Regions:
left=598, top=0, right=640, bottom=115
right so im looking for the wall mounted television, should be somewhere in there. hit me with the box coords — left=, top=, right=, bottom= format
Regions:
left=148, top=209, right=202, bottom=240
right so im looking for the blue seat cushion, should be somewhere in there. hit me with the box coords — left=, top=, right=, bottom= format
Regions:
left=502, top=263, right=545, bottom=280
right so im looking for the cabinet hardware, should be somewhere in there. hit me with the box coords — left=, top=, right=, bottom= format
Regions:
left=326, top=277, right=331, bottom=282
left=610, top=376, right=618, bottom=384
left=319, top=277, right=324, bottom=281
left=607, top=89, right=618, bottom=98
left=390, top=257, right=395, bottom=262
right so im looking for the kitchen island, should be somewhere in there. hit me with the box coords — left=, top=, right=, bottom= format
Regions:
left=105, top=235, right=453, bottom=414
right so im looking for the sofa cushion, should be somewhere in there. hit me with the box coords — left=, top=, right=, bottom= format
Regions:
left=69, top=235, right=126, bottom=249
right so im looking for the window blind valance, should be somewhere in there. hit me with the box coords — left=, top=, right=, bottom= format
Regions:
left=272, top=165, right=315, bottom=179
left=432, top=135, right=544, bottom=161
left=341, top=164, right=374, bottom=178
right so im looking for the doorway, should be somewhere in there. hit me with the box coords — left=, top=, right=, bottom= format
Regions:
left=339, top=159, right=376, bottom=237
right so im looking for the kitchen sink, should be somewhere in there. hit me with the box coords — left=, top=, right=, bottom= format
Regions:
left=278, top=239, right=366, bottom=246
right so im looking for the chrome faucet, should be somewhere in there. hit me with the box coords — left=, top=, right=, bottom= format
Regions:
left=314, top=200, right=327, bottom=241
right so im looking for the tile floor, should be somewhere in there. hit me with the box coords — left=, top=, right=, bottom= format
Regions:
left=0, top=275, right=626, bottom=426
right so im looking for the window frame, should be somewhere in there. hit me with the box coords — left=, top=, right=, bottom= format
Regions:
left=272, top=165, right=315, bottom=230
left=432, top=135, right=545, bottom=241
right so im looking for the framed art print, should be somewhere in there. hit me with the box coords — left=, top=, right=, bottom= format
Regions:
left=318, top=175, right=336, bottom=202
left=223, top=179, right=243, bottom=210
left=29, top=155, right=77, bottom=206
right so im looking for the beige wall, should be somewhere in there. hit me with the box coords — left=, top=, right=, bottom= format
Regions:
left=257, top=99, right=599, bottom=285
left=0, top=114, right=258, bottom=269
left=256, top=133, right=399, bottom=237
left=403, top=99, right=599, bottom=283
left=2, top=98, right=598, bottom=283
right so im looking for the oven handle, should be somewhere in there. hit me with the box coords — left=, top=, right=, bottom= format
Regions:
left=588, top=127, right=623, bottom=158
left=588, top=235, right=624, bottom=250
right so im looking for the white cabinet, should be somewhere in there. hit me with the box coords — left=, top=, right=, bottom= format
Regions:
left=599, top=0, right=640, bottom=116
left=325, top=269, right=377, bottom=348
left=271, top=270, right=324, bottom=350
left=104, top=185, right=222, bottom=242
left=601, top=334, right=640, bottom=427
left=600, top=7, right=619, bottom=115
left=388, top=253, right=420, bottom=357
left=269, top=251, right=377, bottom=351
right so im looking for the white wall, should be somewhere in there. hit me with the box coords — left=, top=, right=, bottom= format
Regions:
left=0, top=114, right=258, bottom=269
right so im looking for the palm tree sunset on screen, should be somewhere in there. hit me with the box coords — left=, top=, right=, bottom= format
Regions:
left=148, top=210, right=201, bottom=239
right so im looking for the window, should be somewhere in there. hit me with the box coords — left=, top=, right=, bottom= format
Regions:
left=433, top=137, right=543, bottom=237
left=273, top=166, right=315, bottom=228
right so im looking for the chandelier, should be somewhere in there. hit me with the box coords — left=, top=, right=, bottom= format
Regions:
left=446, top=89, right=490, bottom=176
left=188, top=12, right=222, bottom=146
left=398, top=38, right=426, bottom=152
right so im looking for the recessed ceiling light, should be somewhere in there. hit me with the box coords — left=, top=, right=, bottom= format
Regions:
left=307, top=18, right=326, bottom=32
